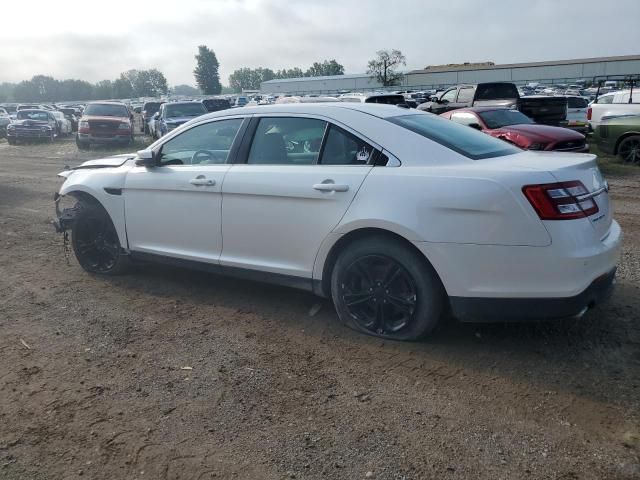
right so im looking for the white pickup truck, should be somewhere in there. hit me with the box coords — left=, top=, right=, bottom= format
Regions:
left=588, top=90, right=639, bottom=130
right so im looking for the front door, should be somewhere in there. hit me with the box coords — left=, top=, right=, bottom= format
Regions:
left=220, top=116, right=375, bottom=278
left=124, top=117, right=245, bottom=263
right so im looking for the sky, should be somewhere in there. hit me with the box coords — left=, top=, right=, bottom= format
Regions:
left=1, top=0, right=638, bottom=87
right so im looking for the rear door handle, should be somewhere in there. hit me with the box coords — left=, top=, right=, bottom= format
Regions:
left=190, top=176, right=216, bottom=186
left=313, top=183, right=349, bottom=192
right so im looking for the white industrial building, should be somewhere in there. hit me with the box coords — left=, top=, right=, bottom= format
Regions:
left=261, top=55, right=640, bottom=94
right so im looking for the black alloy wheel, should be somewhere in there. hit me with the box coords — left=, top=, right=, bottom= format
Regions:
left=72, top=204, right=129, bottom=275
left=618, top=136, right=640, bottom=164
left=331, top=235, right=444, bottom=341
left=341, top=255, right=417, bottom=335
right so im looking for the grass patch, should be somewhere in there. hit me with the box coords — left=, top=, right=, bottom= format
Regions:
left=591, top=145, right=638, bottom=177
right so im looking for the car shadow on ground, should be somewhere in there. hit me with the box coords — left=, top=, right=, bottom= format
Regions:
left=95, top=259, right=639, bottom=411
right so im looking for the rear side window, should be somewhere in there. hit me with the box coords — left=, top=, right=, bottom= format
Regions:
left=320, top=126, right=374, bottom=165
left=388, top=114, right=520, bottom=160
left=248, top=117, right=327, bottom=165
left=596, top=95, right=614, bottom=104
left=475, top=83, right=519, bottom=101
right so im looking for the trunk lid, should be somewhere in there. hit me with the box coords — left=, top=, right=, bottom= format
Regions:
left=511, top=152, right=611, bottom=238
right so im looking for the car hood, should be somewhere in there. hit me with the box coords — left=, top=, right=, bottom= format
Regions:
left=493, top=124, right=584, bottom=141
left=82, top=115, right=128, bottom=122
left=71, top=154, right=135, bottom=170
left=11, top=119, right=50, bottom=127
left=165, top=116, right=199, bottom=123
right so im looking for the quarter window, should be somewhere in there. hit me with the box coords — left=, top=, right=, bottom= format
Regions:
left=248, top=117, right=327, bottom=165
left=320, top=126, right=374, bottom=165
left=159, top=118, right=243, bottom=166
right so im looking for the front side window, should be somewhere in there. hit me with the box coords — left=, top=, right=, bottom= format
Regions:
left=388, top=114, right=520, bottom=160
left=248, top=117, right=327, bottom=165
left=441, top=89, right=457, bottom=103
left=596, top=95, right=614, bottom=104
left=320, top=125, right=374, bottom=165
left=159, top=118, right=243, bottom=166
left=456, top=88, right=475, bottom=103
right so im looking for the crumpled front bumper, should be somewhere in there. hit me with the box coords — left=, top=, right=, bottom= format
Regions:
left=53, top=192, right=78, bottom=233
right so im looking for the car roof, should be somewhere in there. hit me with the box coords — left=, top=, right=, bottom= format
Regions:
left=192, top=103, right=415, bottom=122
left=88, top=101, right=127, bottom=106
left=447, top=106, right=512, bottom=113
left=17, top=109, right=49, bottom=113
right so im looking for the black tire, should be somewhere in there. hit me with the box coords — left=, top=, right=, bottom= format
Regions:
left=71, top=203, right=130, bottom=275
left=617, top=135, right=640, bottom=164
left=331, top=235, right=445, bottom=341
left=76, top=135, right=89, bottom=150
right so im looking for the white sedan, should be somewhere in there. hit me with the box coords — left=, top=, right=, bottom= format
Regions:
left=54, top=104, right=621, bottom=341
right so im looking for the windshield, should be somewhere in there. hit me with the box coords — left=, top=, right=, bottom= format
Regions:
left=164, top=103, right=206, bottom=118
left=84, top=103, right=129, bottom=117
left=388, top=113, right=520, bottom=160
left=478, top=109, right=533, bottom=129
left=143, top=102, right=163, bottom=114
left=17, top=111, right=49, bottom=121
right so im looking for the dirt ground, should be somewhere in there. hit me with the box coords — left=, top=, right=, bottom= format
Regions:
left=0, top=134, right=639, bottom=480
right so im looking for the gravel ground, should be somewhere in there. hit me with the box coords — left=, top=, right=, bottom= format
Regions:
left=0, top=135, right=639, bottom=480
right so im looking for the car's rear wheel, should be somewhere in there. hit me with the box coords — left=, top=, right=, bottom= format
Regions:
left=331, top=235, right=445, bottom=341
left=76, top=135, right=89, bottom=150
left=71, top=203, right=130, bottom=275
left=618, top=135, right=640, bottom=164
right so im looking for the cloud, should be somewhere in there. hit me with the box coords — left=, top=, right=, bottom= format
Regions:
left=0, top=0, right=637, bottom=86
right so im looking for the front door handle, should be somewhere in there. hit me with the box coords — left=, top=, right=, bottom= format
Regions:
left=313, top=182, right=349, bottom=193
left=190, top=176, right=216, bottom=186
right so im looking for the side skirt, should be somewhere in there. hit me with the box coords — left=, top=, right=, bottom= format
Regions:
left=129, top=251, right=315, bottom=293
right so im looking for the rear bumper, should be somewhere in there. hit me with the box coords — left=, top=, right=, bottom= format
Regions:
left=449, top=268, right=616, bottom=322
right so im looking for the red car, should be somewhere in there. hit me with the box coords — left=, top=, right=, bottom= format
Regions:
left=440, top=107, right=588, bottom=152
left=76, top=102, right=134, bottom=150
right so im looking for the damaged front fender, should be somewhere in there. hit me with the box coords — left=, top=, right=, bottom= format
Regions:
left=53, top=192, right=79, bottom=233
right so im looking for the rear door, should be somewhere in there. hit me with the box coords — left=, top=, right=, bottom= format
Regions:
left=220, top=115, right=375, bottom=278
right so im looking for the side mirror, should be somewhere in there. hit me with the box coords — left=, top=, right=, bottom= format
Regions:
left=468, top=123, right=483, bottom=130
left=430, top=95, right=439, bottom=102
left=153, top=112, right=160, bottom=119
left=135, top=149, right=157, bottom=167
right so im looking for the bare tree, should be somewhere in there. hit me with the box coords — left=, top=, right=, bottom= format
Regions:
left=367, top=50, right=406, bottom=87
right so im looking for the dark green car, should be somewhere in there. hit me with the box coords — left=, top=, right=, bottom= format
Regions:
left=593, top=114, right=640, bottom=164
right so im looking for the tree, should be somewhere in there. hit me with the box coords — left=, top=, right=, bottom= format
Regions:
left=228, top=67, right=276, bottom=93
left=275, top=67, right=305, bottom=79
left=94, top=80, right=113, bottom=100
left=172, top=84, right=201, bottom=96
left=113, top=74, right=134, bottom=99
left=193, top=45, right=222, bottom=95
left=133, top=69, right=168, bottom=97
left=367, top=49, right=406, bottom=87
left=305, top=60, right=344, bottom=77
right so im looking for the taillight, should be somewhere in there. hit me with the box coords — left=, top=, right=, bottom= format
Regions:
left=523, top=181, right=599, bottom=220
left=587, top=107, right=592, bottom=120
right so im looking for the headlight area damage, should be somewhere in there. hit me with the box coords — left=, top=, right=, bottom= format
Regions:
left=53, top=191, right=78, bottom=234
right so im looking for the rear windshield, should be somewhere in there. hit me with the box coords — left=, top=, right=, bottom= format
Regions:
left=202, top=99, right=231, bottom=112
left=475, top=83, right=519, bottom=101
left=478, top=109, right=533, bottom=129
left=84, top=103, right=129, bottom=117
left=143, top=102, right=163, bottom=114
left=388, top=113, right=520, bottom=160
left=567, top=97, right=588, bottom=108
left=164, top=103, right=206, bottom=118
left=365, top=95, right=406, bottom=105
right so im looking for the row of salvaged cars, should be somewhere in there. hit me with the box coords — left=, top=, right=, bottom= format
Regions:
left=0, top=103, right=84, bottom=144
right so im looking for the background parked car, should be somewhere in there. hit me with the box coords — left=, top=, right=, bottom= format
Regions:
left=51, top=111, right=72, bottom=136
left=588, top=89, right=640, bottom=131
left=76, top=102, right=134, bottom=150
left=440, top=107, right=588, bottom=152
left=564, top=96, right=590, bottom=132
left=6, top=109, right=58, bottom=144
left=141, top=101, right=164, bottom=134
left=419, top=82, right=568, bottom=126
left=57, top=108, right=79, bottom=131
left=0, top=107, right=11, bottom=136
left=155, top=101, right=207, bottom=138
left=592, top=114, right=640, bottom=164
